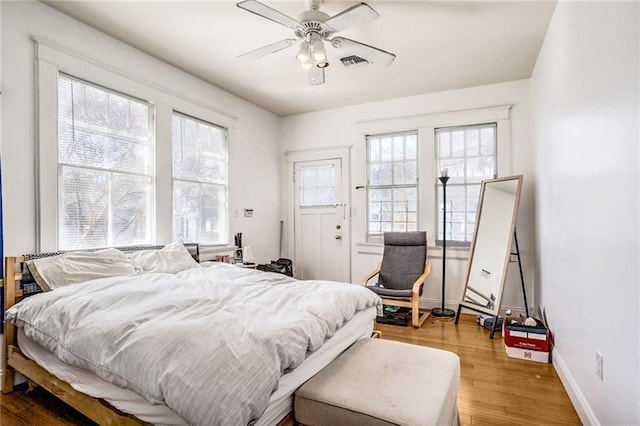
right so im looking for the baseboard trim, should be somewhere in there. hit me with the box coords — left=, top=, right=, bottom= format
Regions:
left=552, top=346, right=600, bottom=426
left=419, top=297, right=527, bottom=317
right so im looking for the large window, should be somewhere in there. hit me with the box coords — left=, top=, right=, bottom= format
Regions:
left=172, top=113, right=228, bottom=244
left=57, top=74, right=153, bottom=249
left=367, top=131, right=418, bottom=240
left=435, top=123, right=497, bottom=244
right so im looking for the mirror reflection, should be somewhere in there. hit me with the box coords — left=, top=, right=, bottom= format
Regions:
left=459, top=176, right=523, bottom=316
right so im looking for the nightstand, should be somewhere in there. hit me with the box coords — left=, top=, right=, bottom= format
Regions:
left=235, top=263, right=258, bottom=269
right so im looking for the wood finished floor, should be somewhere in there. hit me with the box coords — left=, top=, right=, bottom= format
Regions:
left=0, top=314, right=580, bottom=425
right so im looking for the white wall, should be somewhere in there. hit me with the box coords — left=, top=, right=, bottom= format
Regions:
left=1, top=1, right=282, bottom=263
left=280, top=80, right=536, bottom=314
left=530, top=2, right=639, bottom=424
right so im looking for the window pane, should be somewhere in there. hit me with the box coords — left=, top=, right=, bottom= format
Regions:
left=440, top=158, right=465, bottom=182
left=59, top=167, right=109, bottom=249
left=57, top=75, right=153, bottom=250
left=173, top=181, right=226, bottom=244
left=466, top=156, right=495, bottom=183
left=481, top=127, right=496, bottom=155
left=405, top=135, right=417, bottom=160
left=369, top=138, right=380, bottom=162
left=172, top=113, right=229, bottom=244
left=393, top=137, right=404, bottom=161
left=173, top=114, right=227, bottom=184
left=112, top=173, right=152, bottom=246
left=380, top=138, right=393, bottom=161
left=466, top=129, right=480, bottom=156
left=435, top=123, right=496, bottom=243
left=366, top=131, right=419, bottom=238
left=298, top=165, right=335, bottom=207
left=370, top=163, right=393, bottom=186
left=451, top=131, right=465, bottom=157
left=438, top=132, right=451, bottom=158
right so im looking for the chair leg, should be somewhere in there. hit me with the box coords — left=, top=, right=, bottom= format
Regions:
left=412, top=298, right=420, bottom=328
left=412, top=299, right=431, bottom=328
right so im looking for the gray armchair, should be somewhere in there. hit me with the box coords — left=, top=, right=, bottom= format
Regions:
left=361, top=232, right=432, bottom=328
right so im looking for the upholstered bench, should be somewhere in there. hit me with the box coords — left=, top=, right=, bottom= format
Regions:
left=294, top=338, right=460, bottom=426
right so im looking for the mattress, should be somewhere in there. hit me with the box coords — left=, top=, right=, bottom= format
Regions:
left=17, top=305, right=377, bottom=426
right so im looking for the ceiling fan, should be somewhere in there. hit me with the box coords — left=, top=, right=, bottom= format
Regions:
left=236, top=0, right=396, bottom=85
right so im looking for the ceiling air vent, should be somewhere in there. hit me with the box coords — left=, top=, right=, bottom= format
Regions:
left=340, top=55, right=370, bottom=68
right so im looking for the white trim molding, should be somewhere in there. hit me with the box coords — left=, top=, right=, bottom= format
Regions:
left=552, top=346, right=600, bottom=426
left=34, top=37, right=238, bottom=128
left=285, top=146, right=352, bottom=282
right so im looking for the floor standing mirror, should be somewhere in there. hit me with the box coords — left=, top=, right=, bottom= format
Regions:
left=455, top=175, right=525, bottom=339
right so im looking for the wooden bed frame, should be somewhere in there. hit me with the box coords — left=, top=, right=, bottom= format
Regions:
left=2, top=254, right=295, bottom=426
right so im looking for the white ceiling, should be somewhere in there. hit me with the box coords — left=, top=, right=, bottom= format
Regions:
left=44, top=1, right=556, bottom=116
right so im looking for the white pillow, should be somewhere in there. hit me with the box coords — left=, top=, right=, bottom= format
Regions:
left=26, top=248, right=137, bottom=292
left=128, top=240, right=198, bottom=274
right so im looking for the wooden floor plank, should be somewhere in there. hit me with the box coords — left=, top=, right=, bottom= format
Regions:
left=376, top=314, right=580, bottom=426
left=0, top=314, right=580, bottom=425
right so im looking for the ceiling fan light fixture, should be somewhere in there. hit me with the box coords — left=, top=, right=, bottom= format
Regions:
left=312, top=39, right=327, bottom=62
left=296, top=40, right=311, bottom=63
left=316, top=60, right=329, bottom=68
left=301, top=61, right=313, bottom=70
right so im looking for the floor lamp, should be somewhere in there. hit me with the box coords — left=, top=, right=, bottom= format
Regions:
left=432, top=171, right=456, bottom=318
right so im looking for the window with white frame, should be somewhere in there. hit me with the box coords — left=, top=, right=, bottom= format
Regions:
left=172, top=112, right=228, bottom=244
left=435, top=123, right=497, bottom=244
left=367, top=131, right=418, bottom=240
left=298, top=164, right=336, bottom=207
left=57, top=74, right=153, bottom=250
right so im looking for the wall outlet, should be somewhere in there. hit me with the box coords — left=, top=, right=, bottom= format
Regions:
left=596, top=351, right=603, bottom=381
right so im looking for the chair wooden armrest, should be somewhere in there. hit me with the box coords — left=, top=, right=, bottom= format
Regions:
left=412, top=263, right=431, bottom=299
left=360, top=262, right=381, bottom=286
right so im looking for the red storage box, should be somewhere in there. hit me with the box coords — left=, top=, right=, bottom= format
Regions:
left=503, top=317, right=549, bottom=352
left=505, top=346, right=549, bottom=363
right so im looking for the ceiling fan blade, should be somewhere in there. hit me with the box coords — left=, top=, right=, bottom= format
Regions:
left=330, top=36, right=396, bottom=67
left=309, top=66, right=325, bottom=86
left=324, top=3, right=379, bottom=33
left=237, top=39, right=297, bottom=61
left=237, top=0, right=302, bottom=30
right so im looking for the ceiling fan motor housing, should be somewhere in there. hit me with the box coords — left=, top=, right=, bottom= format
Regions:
left=295, top=9, right=332, bottom=40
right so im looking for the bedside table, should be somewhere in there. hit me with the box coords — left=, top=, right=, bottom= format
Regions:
left=235, top=263, right=258, bottom=269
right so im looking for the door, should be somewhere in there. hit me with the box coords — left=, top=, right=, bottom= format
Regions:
left=294, top=159, right=348, bottom=282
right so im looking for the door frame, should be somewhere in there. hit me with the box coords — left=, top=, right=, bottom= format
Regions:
left=285, top=146, right=352, bottom=282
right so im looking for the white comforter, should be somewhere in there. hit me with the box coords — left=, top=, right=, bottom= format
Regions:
left=6, top=264, right=381, bottom=425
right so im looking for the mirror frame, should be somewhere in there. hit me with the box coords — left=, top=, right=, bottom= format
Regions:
left=458, top=175, right=524, bottom=317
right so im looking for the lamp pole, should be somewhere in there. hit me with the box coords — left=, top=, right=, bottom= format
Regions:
left=432, top=174, right=455, bottom=318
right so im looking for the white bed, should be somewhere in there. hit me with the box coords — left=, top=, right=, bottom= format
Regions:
left=4, top=244, right=382, bottom=425
left=17, top=306, right=376, bottom=426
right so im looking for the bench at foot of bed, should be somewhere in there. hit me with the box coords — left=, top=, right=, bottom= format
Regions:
left=294, top=338, right=460, bottom=426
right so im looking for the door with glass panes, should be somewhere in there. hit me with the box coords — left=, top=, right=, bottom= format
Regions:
left=294, top=159, right=347, bottom=282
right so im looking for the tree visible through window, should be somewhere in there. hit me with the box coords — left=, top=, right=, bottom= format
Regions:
left=367, top=131, right=418, bottom=240
left=172, top=113, right=228, bottom=244
left=57, top=74, right=153, bottom=250
left=435, top=123, right=497, bottom=244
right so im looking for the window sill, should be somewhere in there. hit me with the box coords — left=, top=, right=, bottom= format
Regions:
left=354, top=241, right=469, bottom=260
